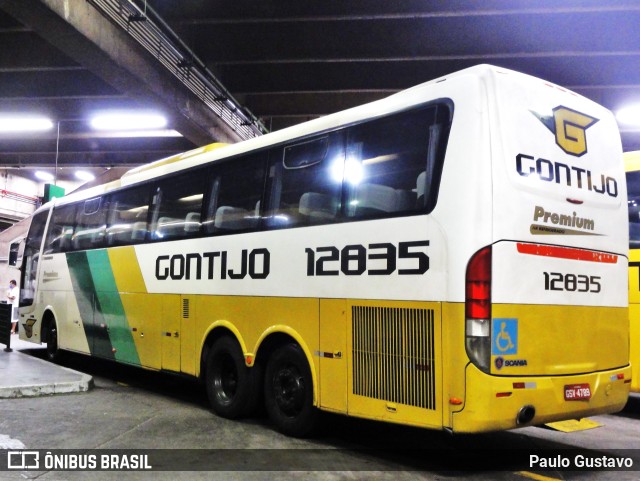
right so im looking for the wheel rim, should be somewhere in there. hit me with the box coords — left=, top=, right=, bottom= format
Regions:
left=47, top=328, right=57, bottom=358
left=212, top=353, right=238, bottom=405
left=272, top=363, right=305, bottom=417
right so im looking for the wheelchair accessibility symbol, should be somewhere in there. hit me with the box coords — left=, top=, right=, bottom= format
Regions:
left=492, top=318, right=518, bottom=355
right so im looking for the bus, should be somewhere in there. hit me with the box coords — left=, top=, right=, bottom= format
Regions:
left=19, top=65, right=630, bottom=436
left=626, top=150, right=640, bottom=393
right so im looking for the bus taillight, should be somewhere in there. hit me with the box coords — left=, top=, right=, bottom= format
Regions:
left=465, top=246, right=492, bottom=372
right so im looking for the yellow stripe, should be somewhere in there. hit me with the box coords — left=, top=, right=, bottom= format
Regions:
left=107, top=246, right=163, bottom=370
left=125, top=142, right=229, bottom=176
left=108, top=246, right=147, bottom=293
left=516, top=471, right=562, bottom=481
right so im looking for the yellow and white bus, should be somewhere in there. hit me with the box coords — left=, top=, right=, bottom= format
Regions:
left=19, top=65, right=630, bottom=435
left=625, top=150, right=640, bottom=393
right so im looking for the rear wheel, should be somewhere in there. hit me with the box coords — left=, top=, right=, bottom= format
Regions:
left=264, top=343, right=317, bottom=437
left=45, top=317, right=61, bottom=363
left=205, top=336, right=260, bottom=419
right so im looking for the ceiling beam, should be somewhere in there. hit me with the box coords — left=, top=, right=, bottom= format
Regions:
left=0, top=0, right=244, bottom=145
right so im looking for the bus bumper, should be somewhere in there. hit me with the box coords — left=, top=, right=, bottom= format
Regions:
left=451, top=363, right=631, bottom=433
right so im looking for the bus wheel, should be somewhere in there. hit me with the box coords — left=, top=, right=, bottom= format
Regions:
left=205, top=336, right=258, bottom=419
left=264, top=343, right=317, bottom=437
left=45, top=318, right=61, bottom=363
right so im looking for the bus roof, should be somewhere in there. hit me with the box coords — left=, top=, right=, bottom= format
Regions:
left=46, top=64, right=596, bottom=209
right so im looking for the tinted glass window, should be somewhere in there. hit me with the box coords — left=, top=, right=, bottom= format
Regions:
left=9, top=241, right=19, bottom=266
left=106, top=186, right=151, bottom=246
left=628, top=170, right=640, bottom=248
left=344, top=104, right=450, bottom=219
left=73, top=197, right=106, bottom=250
left=20, top=209, right=48, bottom=306
left=266, top=134, right=343, bottom=228
left=44, top=204, right=77, bottom=254
left=205, top=154, right=266, bottom=233
left=150, top=170, right=206, bottom=241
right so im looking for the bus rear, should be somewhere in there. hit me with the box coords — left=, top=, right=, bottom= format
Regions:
left=454, top=68, right=630, bottom=431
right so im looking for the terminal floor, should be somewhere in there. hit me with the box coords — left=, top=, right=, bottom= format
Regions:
left=0, top=335, right=639, bottom=480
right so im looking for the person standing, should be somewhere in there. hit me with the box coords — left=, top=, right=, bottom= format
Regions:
left=7, top=279, right=18, bottom=335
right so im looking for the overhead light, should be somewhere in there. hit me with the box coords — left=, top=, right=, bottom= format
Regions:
left=35, top=171, right=55, bottom=182
left=86, top=129, right=182, bottom=138
left=0, top=116, right=54, bottom=132
left=90, top=111, right=168, bottom=131
left=75, top=171, right=95, bottom=182
left=616, top=104, right=640, bottom=126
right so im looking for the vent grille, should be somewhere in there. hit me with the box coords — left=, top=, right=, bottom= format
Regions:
left=352, top=306, right=435, bottom=410
left=182, top=298, right=190, bottom=319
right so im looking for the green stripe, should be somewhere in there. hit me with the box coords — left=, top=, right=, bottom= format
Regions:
left=66, top=251, right=115, bottom=361
left=86, top=250, right=140, bottom=365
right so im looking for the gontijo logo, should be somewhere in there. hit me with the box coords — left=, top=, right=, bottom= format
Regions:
left=517, top=106, right=618, bottom=198
left=534, top=106, right=599, bottom=157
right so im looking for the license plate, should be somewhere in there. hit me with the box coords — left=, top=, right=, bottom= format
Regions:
left=564, top=383, right=591, bottom=401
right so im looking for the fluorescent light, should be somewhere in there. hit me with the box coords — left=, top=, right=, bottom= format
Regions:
left=75, top=171, right=95, bottom=181
left=0, top=116, right=54, bottom=132
left=616, top=104, right=640, bottom=126
left=82, top=129, right=182, bottom=138
left=90, top=112, right=168, bottom=131
left=35, top=171, right=55, bottom=182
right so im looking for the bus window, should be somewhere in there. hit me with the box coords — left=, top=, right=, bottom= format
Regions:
left=345, top=105, right=449, bottom=219
left=150, top=170, right=206, bottom=241
left=627, top=170, right=640, bottom=248
left=205, top=154, right=267, bottom=234
left=106, top=185, right=152, bottom=246
left=20, top=209, right=48, bottom=307
left=266, top=133, right=344, bottom=228
left=44, top=204, right=77, bottom=254
left=73, top=197, right=107, bottom=251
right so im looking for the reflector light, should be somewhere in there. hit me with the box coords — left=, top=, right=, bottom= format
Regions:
left=496, top=392, right=512, bottom=398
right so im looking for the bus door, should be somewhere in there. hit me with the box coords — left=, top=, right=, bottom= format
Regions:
left=161, top=294, right=181, bottom=372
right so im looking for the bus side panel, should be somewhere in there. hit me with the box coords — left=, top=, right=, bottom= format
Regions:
left=346, top=299, right=442, bottom=429
left=39, top=254, right=91, bottom=355
left=108, top=246, right=162, bottom=370
left=180, top=295, right=197, bottom=376
left=319, top=298, right=348, bottom=413
left=440, top=302, right=466, bottom=429
left=161, top=294, right=181, bottom=372
left=119, top=293, right=162, bottom=370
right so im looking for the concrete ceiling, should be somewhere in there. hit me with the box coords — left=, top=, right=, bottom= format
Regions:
left=0, top=0, right=639, bottom=181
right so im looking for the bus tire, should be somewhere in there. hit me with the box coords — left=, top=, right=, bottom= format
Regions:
left=264, top=343, right=318, bottom=437
left=45, top=317, right=61, bottom=363
left=205, top=336, right=258, bottom=419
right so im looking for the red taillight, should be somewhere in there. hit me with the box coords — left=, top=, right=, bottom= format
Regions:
left=465, top=246, right=492, bottom=319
